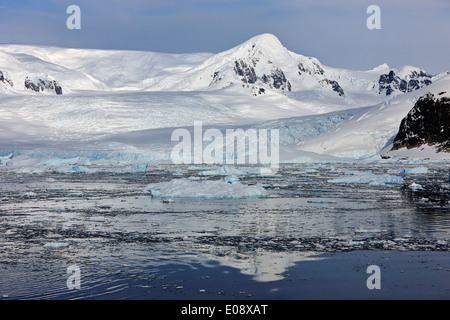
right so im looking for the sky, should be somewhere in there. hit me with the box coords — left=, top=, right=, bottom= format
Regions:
left=0, top=0, right=449, bottom=74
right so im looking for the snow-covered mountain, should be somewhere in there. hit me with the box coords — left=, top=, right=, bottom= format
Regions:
left=297, top=75, right=449, bottom=158
left=0, top=34, right=438, bottom=100
left=0, top=33, right=448, bottom=163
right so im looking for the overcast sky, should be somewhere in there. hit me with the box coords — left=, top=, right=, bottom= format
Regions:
left=0, top=0, right=449, bottom=74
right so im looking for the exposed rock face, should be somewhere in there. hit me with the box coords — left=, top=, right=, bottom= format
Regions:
left=298, top=60, right=345, bottom=97
left=378, top=70, right=432, bottom=96
left=25, top=76, right=62, bottom=95
left=234, top=60, right=258, bottom=84
left=230, top=56, right=345, bottom=97
left=298, top=60, right=324, bottom=76
left=233, top=59, right=291, bottom=93
left=0, top=70, right=14, bottom=87
left=392, top=92, right=450, bottom=152
left=321, top=79, right=345, bottom=97
left=263, top=68, right=291, bottom=91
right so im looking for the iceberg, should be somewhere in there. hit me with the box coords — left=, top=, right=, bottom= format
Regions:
left=144, top=178, right=268, bottom=199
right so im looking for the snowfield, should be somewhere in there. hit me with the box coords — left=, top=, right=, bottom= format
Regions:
left=0, top=33, right=449, bottom=166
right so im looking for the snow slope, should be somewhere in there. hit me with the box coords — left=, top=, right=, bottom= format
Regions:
left=0, top=33, right=448, bottom=163
left=0, top=44, right=212, bottom=92
left=298, top=74, right=450, bottom=158
left=0, top=49, right=108, bottom=93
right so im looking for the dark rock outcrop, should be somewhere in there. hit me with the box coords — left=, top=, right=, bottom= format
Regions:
left=298, top=61, right=324, bottom=76
left=0, top=71, right=13, bottom=87
left=234, top=60, right=257, bottom=84
left=267, top=68, right=291, bottom=91
left=321, top=79, right=345, bottom=97
left=25, top=76, right=62, bottom=95
left=391, top=93, right=450, bottom=152
left=378, top=70, right=432, bottom=96
left=233, top=60, right=291, bottom=92
left=298, top=60, right=343, bottom=97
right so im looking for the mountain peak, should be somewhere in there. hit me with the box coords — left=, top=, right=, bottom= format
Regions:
left=372, top=63, right=390, bottom=72
left=241, top=33, right=287, bottom=53
left=246, top=33, right=283, bottom=47
left=227, top=33, right=292, bottom=63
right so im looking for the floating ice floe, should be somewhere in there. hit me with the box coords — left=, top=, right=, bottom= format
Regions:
left=328, top=172, right=404, bottom=185
left=43, top=242, right=69, bottom=249
left=38, top=157, right=91, bottom=166
left=54, top=166, right=93, bottom=173
left=198, top=166, right=247, bottom=176
left=144, top=177, right=268, bottom=199
left=409, top=182, right=424, bottom=190
left=198, top=165, right=275, bottom=176
left=223, top=175, right=239, bottom=184
left=13, top=167, right=47, bottom=174
left=167, top=168, right=184, bottom=176
left=354, top=227, right=387, bottom=235
left=387, top=167, right=429, bottom=174
left=122, top=164, right=148, bottom=173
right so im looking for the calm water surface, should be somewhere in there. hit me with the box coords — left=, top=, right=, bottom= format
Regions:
left=0, top=162, right=449, bottom=299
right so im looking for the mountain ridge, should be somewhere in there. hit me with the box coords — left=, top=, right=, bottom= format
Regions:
left=0, top=33, right=441, bottom=101
left=0, top=33, right=448, bottom=161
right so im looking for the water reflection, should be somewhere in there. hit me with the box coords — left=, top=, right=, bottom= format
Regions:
left=197, top=250, right=325, bottom=282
